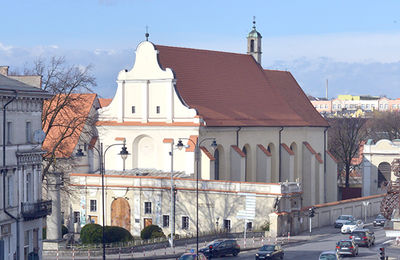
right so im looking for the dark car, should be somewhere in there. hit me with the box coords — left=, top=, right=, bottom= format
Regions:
left=350, top=229, right=375, bottom=247
left=255, top=244, right=284, bottom=260
left=373, top=214, right=386, bottom=227
left=336, top=239, right=358, bottom=257
left=178, top=252, right=208, bottom=260
left=199, top=239, right=240, bottom=258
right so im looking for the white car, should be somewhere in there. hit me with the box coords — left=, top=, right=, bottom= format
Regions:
left=341, top=220, right=364, bottom=234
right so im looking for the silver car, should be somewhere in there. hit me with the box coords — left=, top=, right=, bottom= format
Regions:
left=319, top=251, right=340, bottom=260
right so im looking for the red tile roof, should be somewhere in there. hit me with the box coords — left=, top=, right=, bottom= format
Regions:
left=156, top=45, right=328, bottom=127
left=42, top=93, right=97, bottom=158
left=99, top=98, right=112, bottom=108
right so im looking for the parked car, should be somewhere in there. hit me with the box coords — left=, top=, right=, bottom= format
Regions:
left=319, top=251, right=340, bottom=260
left=255, top=244, right=284, bottom=259
left=349, top=229, right=375, bottom=247
left=336, top=239, right=358, bottom=257
left=334, top=215, right=355, bottom=228
left=373, top=214, right=387, bottom=227
left=199, top=239, right=240, bottom=258
left=178, top=252, right=208, bottom=260
left=341, top=220, right=364, bottom=234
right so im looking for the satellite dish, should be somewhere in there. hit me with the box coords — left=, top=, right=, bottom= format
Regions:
left=33, top=130, right=46, bottom=143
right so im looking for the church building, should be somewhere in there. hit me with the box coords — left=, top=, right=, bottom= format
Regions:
left=67, top=23, right=338, bottom=237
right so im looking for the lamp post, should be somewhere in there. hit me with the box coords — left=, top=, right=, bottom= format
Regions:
left=76, top=140, right=129, bottom=260
left=168, top=140, right=176, bottom=248
left=176, top=137, right=217, bottom=255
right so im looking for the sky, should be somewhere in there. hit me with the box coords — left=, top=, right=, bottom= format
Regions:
left=2, top=0, right=400, bottom=98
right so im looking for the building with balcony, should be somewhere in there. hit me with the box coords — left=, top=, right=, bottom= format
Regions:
left=0, top=67, right=52, bottom=260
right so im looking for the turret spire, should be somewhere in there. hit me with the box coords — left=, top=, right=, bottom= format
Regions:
left=247, top=17, right=262, bottom=65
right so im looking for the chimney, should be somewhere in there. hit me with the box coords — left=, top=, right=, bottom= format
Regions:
left=0, top=66, right=9, bottom=76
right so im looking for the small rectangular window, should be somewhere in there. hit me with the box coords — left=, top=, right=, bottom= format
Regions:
left=74, top=212, right=80, bottom=223
left=156, top=106, right=160, bottom=114
left=132, top=106, right=135, bottom=114
left=144, top=202, right=152, bottom=214
left=246, top=221, right=253, bottom=231
left=163, top=215, right=169, bottom=227
left=182, top=216, right=189, bottom=230
left=26, top=122, right=32, bottom=143
left=223, top=219, right=231, bottom=231
left=90, top=200, right=97, bottom=212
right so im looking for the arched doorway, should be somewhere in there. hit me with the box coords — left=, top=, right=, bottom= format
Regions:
left=111, top=198, right=131, bottom=232
left=378, top=162, right=391, bottom=188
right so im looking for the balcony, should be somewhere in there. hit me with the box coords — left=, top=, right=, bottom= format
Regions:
left=21, top=200, right=52, bottom=220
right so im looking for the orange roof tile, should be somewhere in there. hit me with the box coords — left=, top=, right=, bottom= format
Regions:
left=99, top=98, right=112, bottom=108
left=231, top=145, right=246, bottom=157
left=42, top=93, right=97, bottom=158
left=281, top=143, right=294, bottom=155
left=199, top=146, right=215, bottom=161
left=257, top=144, right=272, bottom=157
left=186, top=135, right=198, bottom=152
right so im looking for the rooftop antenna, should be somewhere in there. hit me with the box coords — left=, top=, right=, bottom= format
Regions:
left=145, top=26, right=149, bottom=41
left=253, top=16, right=256, bottom=29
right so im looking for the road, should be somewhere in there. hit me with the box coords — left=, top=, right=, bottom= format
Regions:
left=186, top=225, right=399, bottom=260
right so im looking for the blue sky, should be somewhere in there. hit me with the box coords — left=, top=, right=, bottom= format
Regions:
left=2, top=0, right=400, bottom=98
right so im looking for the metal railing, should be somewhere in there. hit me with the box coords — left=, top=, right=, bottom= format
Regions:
left=21, top=200, right=52, bottom=220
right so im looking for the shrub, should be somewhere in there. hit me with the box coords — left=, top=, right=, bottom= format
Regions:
left=104, top=226, right=133, bottom=243
left=261, top=221, right=270, bottom=231
left=81, top=224, right=133, bottom=244
left=80, top=224, right=102, bottom=244
left=140, top=225, right=165, bottom=240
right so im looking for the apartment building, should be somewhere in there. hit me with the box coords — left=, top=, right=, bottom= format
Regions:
left=0, top=67, right=52, bottom=260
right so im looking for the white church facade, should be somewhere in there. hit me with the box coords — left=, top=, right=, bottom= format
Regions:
left=63, top=25, right=338, bottom=237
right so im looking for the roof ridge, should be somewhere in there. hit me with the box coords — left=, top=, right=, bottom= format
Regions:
left=156, top=44, right=252, bottom=57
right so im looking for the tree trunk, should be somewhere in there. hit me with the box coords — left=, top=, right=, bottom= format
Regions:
left=345, top=164, right=350, bottom=188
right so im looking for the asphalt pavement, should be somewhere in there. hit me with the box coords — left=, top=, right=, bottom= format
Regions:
left=43, top=222, right=400, bottom=259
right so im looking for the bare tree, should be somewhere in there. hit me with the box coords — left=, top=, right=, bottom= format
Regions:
left=23, top=57, right=97, bottom=184
left=328, top=117, right=367, bottom=188
left=367, top=111, right=400, bottom=140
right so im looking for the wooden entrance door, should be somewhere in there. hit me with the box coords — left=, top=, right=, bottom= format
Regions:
left=144, top=218, right=152, bottom=228
left=111, top=198, right=131, bottom=231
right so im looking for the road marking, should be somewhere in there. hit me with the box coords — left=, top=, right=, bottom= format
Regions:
left=383, top=239, right=394, bottom=245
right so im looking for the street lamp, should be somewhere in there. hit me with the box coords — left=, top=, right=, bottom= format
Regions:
left=76, top=140, right=130, bottom=260
left=176, top=137, right=217, bottom=255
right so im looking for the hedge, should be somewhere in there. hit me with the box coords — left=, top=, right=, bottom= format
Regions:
left=80, top=224, right=133, bottom=244
left=140, top=224, right=165, bottom=240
